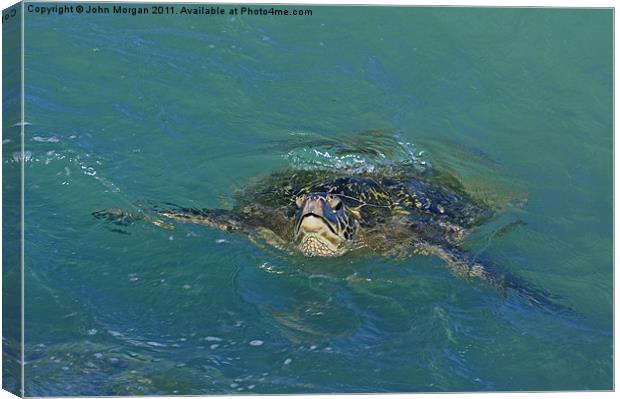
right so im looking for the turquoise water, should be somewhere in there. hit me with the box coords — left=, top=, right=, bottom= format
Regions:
left=5, top=4, right=614, bottom=395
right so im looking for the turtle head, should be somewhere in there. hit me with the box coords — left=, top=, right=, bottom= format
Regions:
left=294, top=192, right=358, bottom=257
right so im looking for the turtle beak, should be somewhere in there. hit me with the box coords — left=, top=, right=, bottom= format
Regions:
left=301, top=198, right=327, bottom=219
left=293, top=193, right=351, bottom=257
left=295, top=196, right=339, bottom=237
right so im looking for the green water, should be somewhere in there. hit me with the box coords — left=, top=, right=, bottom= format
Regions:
left=4, top=4, right=613, bottom=395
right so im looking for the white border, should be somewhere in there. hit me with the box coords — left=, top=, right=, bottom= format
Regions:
left=19, top=2, right=25, bottom=397
left=0, top=1, right=616, bottom=399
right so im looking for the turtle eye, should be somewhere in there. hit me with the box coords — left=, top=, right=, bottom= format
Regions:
left=295, top=195, right=306, bottom=208
left=327, top=195, right=342, bottom=211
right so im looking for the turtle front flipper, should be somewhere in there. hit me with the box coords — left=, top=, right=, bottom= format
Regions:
left=92, top=208, right=175, bottom=230
left=94, top=206, right=295, bottom=255
left=158, top=208, right=247, bottom=232
left=416, top=242, right=571, bottom=314
left=92, top=207, right=246, bottom=233
left=162, top=207, right=295, bottom=254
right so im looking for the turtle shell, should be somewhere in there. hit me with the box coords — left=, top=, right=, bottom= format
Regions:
left=233, top=168, right=492, bottom=233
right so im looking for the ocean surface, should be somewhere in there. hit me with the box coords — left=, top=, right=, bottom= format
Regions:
left=3, top=4, right=613, bottom=395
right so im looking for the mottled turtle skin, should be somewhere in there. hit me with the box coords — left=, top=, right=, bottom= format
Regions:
left=93, top=167, right=565, bottom=311
left=219, top=168, right=493, bottom=258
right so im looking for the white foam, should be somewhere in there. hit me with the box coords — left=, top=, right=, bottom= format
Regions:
left=33, top=136, right=60, bottom=143
left=12, top=121, right=31, bottom=127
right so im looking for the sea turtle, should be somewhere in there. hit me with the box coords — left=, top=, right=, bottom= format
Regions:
left=93, top=164, right=561, bottom=310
